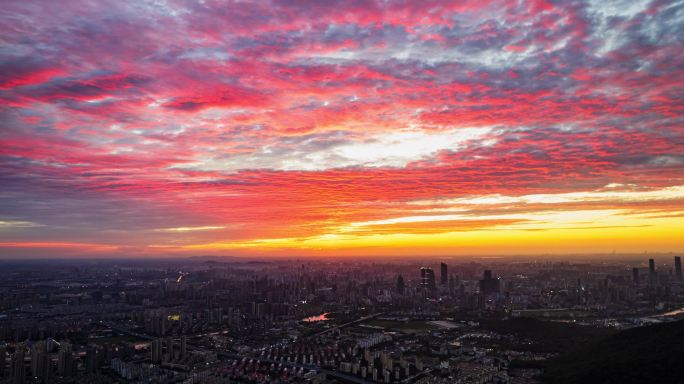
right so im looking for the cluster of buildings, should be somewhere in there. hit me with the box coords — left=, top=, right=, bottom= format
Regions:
left=0, top=255, right=682, bottom=383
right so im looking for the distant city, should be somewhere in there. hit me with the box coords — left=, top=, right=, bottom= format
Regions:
left=0, top=256, right=682, bottom=383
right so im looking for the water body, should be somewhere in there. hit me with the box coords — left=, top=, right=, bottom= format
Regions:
left=303, top=312, right=331, bottom=322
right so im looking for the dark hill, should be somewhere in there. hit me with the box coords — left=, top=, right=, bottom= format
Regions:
left=542, top=320, right=684, bottom=384
left=480, top=318, right=614, bottom=353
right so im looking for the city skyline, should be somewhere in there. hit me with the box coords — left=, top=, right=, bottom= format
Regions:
left=0, top=256, right=682, bottom=383
left=2, top=0, right=684, bottom=258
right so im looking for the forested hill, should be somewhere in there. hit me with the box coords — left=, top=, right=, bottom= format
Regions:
left=542, top=320, right=684, bottom=384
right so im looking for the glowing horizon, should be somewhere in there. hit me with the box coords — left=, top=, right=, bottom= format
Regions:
left=1, top=0, right=684, bottom=258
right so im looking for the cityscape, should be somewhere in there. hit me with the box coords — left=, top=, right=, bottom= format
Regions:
left=0, top=255, right=682, bottom=383
left=2, top=0, right=684, bottom=383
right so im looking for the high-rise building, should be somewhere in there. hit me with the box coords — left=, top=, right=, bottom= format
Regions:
left=180, top=336, right=187, bottom=357
left=85, top=346, right=98, bottom=373
left=440, top=263, right=448, bottom=286
left=30, top=341, right=48, bottom=380
left=12, top=344, right=25, bottom=384
left=420, top=267, right=436, bottom=292
left=57, top=343, right=74, bottom=377
left=649, top=258, right=656, bottom=285
left=632, top=268, right=639, bottom=287
left=0, top=345, right=6, bottom=378
left=675, top=256, right=682, bottom=282
left=150, top=339, right=163, bottom=364
left=480, top=270, right=500, bottom=296
left=209, top=308, right=223, bottom=324
left=396, top=275, right=405, bottom=294
left=165, top=337, right=174, bottom=362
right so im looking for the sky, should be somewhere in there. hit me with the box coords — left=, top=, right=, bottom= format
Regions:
left=1, top=0, right=684, bottom=258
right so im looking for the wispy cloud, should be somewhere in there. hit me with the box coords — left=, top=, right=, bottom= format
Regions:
left=0, top=220, right=44, bottom=229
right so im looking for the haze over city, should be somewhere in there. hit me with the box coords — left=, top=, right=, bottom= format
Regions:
left=2, top=0, right=684, bottom=259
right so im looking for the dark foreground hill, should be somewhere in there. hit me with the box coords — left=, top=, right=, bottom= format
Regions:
left=542, top=319, right=684, bottom=384
left=480, top=317, right=615, bottom=353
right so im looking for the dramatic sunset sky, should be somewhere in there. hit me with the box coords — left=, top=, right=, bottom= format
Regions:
left=1, top=0, right=683, bottom=258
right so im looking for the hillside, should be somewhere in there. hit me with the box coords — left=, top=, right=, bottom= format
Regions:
left=542, top=320, right=684, bottom=384
left=480, top=318, right=615, bottom=353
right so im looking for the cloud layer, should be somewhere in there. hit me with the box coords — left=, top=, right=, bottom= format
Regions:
left=1, top=0, right=683, bottom=257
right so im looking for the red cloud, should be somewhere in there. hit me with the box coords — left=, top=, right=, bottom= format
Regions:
left=0, top=0, right=683, bottom=255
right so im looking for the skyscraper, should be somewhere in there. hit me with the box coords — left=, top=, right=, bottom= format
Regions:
left=440, top=263, right=448, bottom=286
left=420, top=267, right=436, bottom=292
left=675, top=256, right=682, bottom=282
left=396, top=275, right=405, bottom=294
left=649, top=258, right=656, bottom=285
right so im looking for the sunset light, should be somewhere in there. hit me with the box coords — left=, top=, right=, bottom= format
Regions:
left=2, top=2, right=684, bottom=383
left=1, top=0, right=683, bottom=258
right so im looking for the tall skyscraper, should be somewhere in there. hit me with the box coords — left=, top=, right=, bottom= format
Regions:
left=440, top=263, right=448, bottom=286
left=396, top=275, right=405, bottom=294
left=675, top=256, right=682, bottom=282
left=649, top=258, right=656, bottom=285
left=420, top=267, right=436, bottom=292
